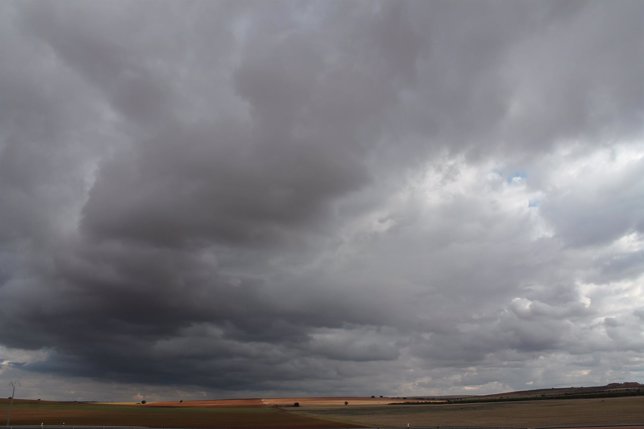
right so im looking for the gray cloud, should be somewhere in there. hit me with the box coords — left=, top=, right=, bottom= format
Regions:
left=541, top=156, right=644, bottom=247
left=1, top=0, right=644, bottom=400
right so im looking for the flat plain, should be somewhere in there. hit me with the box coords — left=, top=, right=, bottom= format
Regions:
left=3, top=395, right=644, bottom=428
left=0, top=399, right=359, bottom=429
left=294, top=396, right=644, bottom=428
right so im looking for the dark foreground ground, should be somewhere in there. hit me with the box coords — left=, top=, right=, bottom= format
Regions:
left=0, top=399, right=359, bottom=429
left=2, top=395, right=644, bottom=429
left=295, top=396, right=644, bottom=428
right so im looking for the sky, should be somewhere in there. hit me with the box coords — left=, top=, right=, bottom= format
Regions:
left=1, top=0, right=644, bottom=402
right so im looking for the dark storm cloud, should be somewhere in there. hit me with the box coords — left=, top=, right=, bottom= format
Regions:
left=1, top=0, right=644, bottom=399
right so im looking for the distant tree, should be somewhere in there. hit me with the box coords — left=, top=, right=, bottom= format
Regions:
left=344, top=401, right=349, bottom=406
left=179, top=400, right=183, bottom=403
left=141, top=400, right=146, bottom=405
left=293, top=402, right=300, bottom=407
left=371, top=395, right=375, bottom=398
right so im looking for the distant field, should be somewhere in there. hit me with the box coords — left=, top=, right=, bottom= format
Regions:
left=262, top=396, right=399, bottom=407
left=4, top=395, right=644, bottom=428
left=294, top=395, right=644, bottom=428
left=145, top=398, right=265, bottom=407
left=146, top=396, right=397, bottom=407
left=0, top=399, right=360, bottom=428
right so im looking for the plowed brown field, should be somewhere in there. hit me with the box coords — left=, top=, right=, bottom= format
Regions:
left=262, top=397, right=400, bottom=407
left=296, top=396, right=644, bottom=428
left=147, top=398, right=265, bottom=407
left=145, top=396, right=398, bottom=407
left=0, top=399, right=362, bottom=428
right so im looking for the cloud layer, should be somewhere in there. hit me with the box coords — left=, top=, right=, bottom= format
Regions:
left=1, top=1, right=643, bottom=400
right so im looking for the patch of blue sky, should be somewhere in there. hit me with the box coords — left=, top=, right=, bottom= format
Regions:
left=507, top=170, right=527, bottom=184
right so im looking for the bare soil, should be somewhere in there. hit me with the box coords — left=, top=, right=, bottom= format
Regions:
left=295, top=396, right=644, bottom=428
left=0, top=399, right=360, bottom=428
left=262, top=396, right=402, bottom=407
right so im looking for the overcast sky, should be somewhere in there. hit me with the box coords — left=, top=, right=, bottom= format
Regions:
left=1, top=0, right=644, bottom=402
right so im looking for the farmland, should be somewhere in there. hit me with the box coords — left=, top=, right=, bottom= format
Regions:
left=295, top=396, right=644, bottom=428
left=2, top=393, right=644, bottom=428
left=0, top=399, right=360, bottom=429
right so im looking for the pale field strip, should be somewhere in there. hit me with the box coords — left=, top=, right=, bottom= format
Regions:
left=100, top=397, right=407, bottom=407
left=261, top=397, right=404, bottom=406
